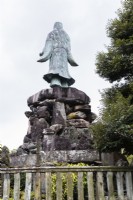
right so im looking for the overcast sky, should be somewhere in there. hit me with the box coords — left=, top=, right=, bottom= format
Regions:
left=0, top=0, right=122, bottom=150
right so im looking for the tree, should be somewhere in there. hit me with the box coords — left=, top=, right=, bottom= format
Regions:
left=93, top=0, right=133, bottom=154
left=96, top=0, right=133, bottom=83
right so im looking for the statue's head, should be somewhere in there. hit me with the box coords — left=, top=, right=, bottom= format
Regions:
left=54, top=22, right=63, bottom=30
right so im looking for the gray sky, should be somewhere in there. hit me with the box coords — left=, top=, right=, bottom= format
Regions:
left=0, top=0, right=121, bottom=150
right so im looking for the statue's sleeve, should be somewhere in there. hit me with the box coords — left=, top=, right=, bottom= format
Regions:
left=68, top=54, right=78, bottom=67
left=68, top=52, right=78, bottom=66
left=37, top=33, right=53, bottom=62
left=66, top=34, right=78, bottom=66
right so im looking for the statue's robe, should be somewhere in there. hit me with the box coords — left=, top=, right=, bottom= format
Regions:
left=38, top=28, right=78, bottom=86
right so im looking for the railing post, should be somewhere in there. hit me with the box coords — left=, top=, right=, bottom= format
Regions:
left=41, top=173, right=46, bottom=195
left=107, top=172, right=115, bottom=200
left=78, top=172, right=84, bottom=200
left=14, top=173, right=20, bottom=200
left=0, top=174, right=3, bottom=198
left=35, top=172, right=41, bottom=200
left=46, top=172, right=52, bottom=200
left=125, top=172, right=133, bottom=200
left=87, top=172, right=95, bottom=200
left=96, top=172, right=105, bottom=200
left=67, top=172, right=73, bottom=200
left=56, top=172, right=62, bottom=200
left=24, top=173, right=32, bottom=200
left=3, top=174, right=10, bottom=200
left=116, top=172, right=124, bottom=200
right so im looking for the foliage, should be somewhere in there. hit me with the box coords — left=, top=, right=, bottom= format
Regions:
left=93, top=0, right=133, bottom=154
left=127, top=154, right=133, bottom=164
left=92, top=91, right=133, bottom=153
left=0, top=145, right=10, bottom=167
left=96, top=0, right=133, bottom=83
left=8, top=189, right=44, bottom=200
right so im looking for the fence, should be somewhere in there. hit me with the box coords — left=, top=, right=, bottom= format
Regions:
left=0, top=166, right=133, bottom=200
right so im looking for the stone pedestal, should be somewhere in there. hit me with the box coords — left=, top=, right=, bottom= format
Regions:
left=11, top=87, right=99, bottom=166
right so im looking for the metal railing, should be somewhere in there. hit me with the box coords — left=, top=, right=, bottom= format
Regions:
left=0, top=166, right=133, bottom=200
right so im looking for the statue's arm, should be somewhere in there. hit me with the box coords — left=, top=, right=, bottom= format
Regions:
left=37, top=35, right=53, bottom=63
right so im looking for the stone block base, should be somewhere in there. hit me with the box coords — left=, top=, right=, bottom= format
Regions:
left=10, top=150, right=100, bottom=167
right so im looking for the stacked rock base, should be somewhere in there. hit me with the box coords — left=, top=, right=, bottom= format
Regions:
left=10, top=87, right=99, bottom=167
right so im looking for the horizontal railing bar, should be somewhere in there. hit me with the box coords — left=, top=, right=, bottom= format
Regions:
left=0, top=166, right=133, bottom=173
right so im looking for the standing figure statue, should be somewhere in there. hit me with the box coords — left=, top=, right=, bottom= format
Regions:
left=37, top=22, right=78, bottom=88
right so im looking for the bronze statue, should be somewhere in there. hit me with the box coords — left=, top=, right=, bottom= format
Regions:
left=37, top=22, right=78, bottom=88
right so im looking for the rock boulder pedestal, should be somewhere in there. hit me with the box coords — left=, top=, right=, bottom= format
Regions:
left=10, top=87, right=99, bottom=167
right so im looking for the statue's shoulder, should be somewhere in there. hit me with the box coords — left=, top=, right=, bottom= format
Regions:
left=62, top=30, right=70, bottom=42
left=47, top=31, right=54, bottom=40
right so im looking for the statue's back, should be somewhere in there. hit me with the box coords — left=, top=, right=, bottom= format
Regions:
left=48, top=29, right=70, bottom=52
